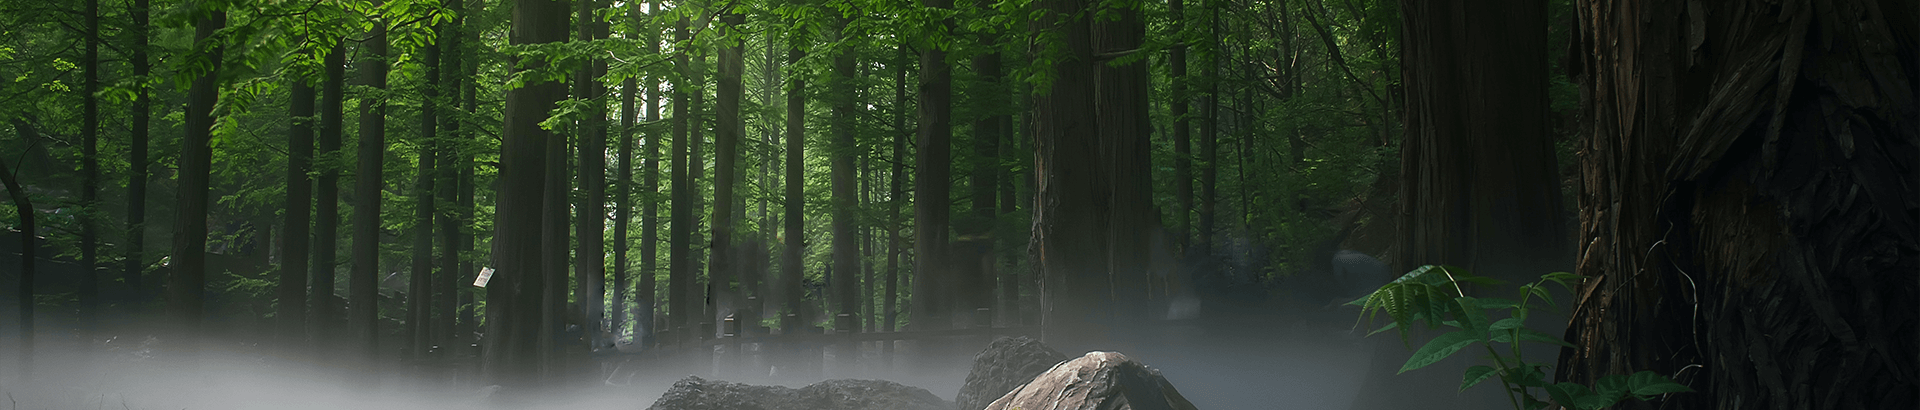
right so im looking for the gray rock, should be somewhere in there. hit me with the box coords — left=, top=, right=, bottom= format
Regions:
left=983, top=351, right=1199, bottom=410
left=646, top=376, right=951, bottom=410
left=955, top=336, right=1071, bottom=410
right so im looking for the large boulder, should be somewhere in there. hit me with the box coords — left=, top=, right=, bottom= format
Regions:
left=983, top=352, right=1199, bottom=410
left=955, top=336, right=1071, bottom=410
left=646, top=376, right=952, bottom=410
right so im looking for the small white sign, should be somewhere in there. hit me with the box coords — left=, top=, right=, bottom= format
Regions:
left=473, top=267, right=495, bottom=288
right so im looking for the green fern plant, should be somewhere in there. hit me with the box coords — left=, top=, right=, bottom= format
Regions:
left=1350, top=265, right=1692, bottom=410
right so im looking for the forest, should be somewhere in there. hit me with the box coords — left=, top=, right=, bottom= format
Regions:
left=0, top=0, right=1914, bottom=408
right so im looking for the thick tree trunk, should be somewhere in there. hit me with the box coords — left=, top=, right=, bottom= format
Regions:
left=1032, top=0, right=1104, bottom=351
left=314, top=44, right=345, bottom=346
left=283, top=70, right=315, bottom=344
left=484, top=0, right=567, bottom=389
left=964, top=2, right=1004, bottom=323
left=912, top=0, right=955, bottom=332
left=169, top=10, right=223, bottom=348
left=1561, top=1, right=1918, bottom=409
left=350, top=17, right=390, bottom=365
left=1093, top=0, right=1152, bottom=324
left=830, top=16, right=860, bottom=330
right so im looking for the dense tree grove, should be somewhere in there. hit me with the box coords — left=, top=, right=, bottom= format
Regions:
left=0, top=0, right=1911, bottom=406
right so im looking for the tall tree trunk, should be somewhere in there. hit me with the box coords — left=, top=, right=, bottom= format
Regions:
left=615, top=52, right=636, bottom=340
left=170, top=9, right=224, bottom=348
left=829, top=15, right=860, bottom=331
left=314, top=44, right=345, bottom=346
left=1093, top=0, right=1152, bottom=324
left=689, top=48, right=709, bottom=329
left=1031, top=0, right=1103, bottom=351
left=124, top=0, right=150, bottom=305
left=575, top=0, right=608, bottom=347
left=539, top=91, right=570, bottom=377
left=350, top=16, right=390, bottom=365
left=711, top=7, right=745, bottom=334
left=1194, top=0, right=1219, bottom=260
left=485, top=0, right=568, bottom=389
left=668, top=15, right=694, bottom=342
left=79, top=0, right=99, bottom=323
left=282, top=64, right=315, bottom=344
left=780, top=44, right=807, bottom=331
left=1, top=152, right=36, bottom=369
left=912, top=0, right=955, bottom=332
left=409, top=34, right=440, bottom=359
left=966, top=2, right=1005, bottom=322
left=455, top=12, right=480, bottom=348
left=1561, top=1, right=1918, bottom=409
left=1168, top=0, right=1191, bottom=250
left=882, top=44, right=906, bottom=333
left=434, top=15, right=461, bottom=352
left=638, top=0, right=661, bottom=344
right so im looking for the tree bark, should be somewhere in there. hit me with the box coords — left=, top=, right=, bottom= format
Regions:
left=638, top=0, right=661, bottom=345
left=575, top=0, right=609, bottom=348
left=124, top=0, right=150, bottom=305
left=1194, top=0, right=1218, bottom=261
left=314, top=44, right=345, bottom=347
left=712, top=7, right=745, bottom=333
left=781, top=45, right=808, bottom=331
left=669, top=15, right=694, bottom=342
left=912, top=0, right=955, bottom=332
left=79, top=0, right=99, bottom=323
left=615, top=49, right=636, bottom=340
left=1093, top=0, right=1152, bottom=324
left=170, top=9, right=224, bottom=348
left=964, top=0, right=1004, bottom=323
left=883, top=44, right=907, bottom=333
left=350, top=16, right=390, bottom=366
left=283, top=64, right=315, bottom=344
left=1032, top=0, right=1104, bottom=351
left=1561, top=1, right=1918, bottom=409
left=1168, top=0, right=1191, bottom=251
left=408, top=33, right=440, bottom=359
left=434, top=15, right=461, bottom=352
left=830, top=15, right=860, bottom=330
left=484, top=0, right=568, bottom=389
left=1, top=151, right=36, bottom=369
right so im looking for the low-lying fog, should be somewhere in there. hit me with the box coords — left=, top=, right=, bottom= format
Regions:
left=0, top=303, right=1494, bottom=410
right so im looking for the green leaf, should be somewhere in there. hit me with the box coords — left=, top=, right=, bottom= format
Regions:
left=1628, top=371, right=1694, bottom=396
left=1478, top=298, right=1521, bottom=309
left=1490, top=318, right=1524, bottom=331
left=1593, top=374, right=1631, bottom=397
left=1517, top=328, right=1576, bottom=348
left=1399, top=330, right=1478, bottom=374
left=1574, top=391, right=1620, bottom=410
left=1452, top=297, right=1490, bottom=335
left=1460, top=365, right=1497, bottom=392
left=1544, top=382, right=1589, bottom=410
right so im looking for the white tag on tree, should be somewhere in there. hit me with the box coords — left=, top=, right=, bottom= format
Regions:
left=474, top=267, right=495, bottom=288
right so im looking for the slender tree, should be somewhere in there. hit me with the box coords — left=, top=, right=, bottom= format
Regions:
left=711, top=6, right=746, bottom=330
left=408, top=31, right=441, bottom=359
left=965, top=0, right=1005, bottom=320
left=349, top=15, right=390, bottom=365
left=123, top=0, right=151, bottom=303
left=614, top=35, right=636, bottom=340
left=281, top=56, right=316, bottom=343
left=1, top=154, right=35, bottom=369
left=780, top=42, right=807, bottom=330
left=434, top=14, right=461, bottom=350
left=313, top=43, right=345, bottom=344
left=668, top=14, right=694, bottom=342
left=575, top=0, right=609, bottom=347
left=78, top=0, right=99, bottom=323
left=638, top=0, right=662, bottom=344
left=1168, top=0, right=1190, bottom=248
left=882, top=44, right=906, bottom=333
left=1194, top=0, right=1219, bottom=259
